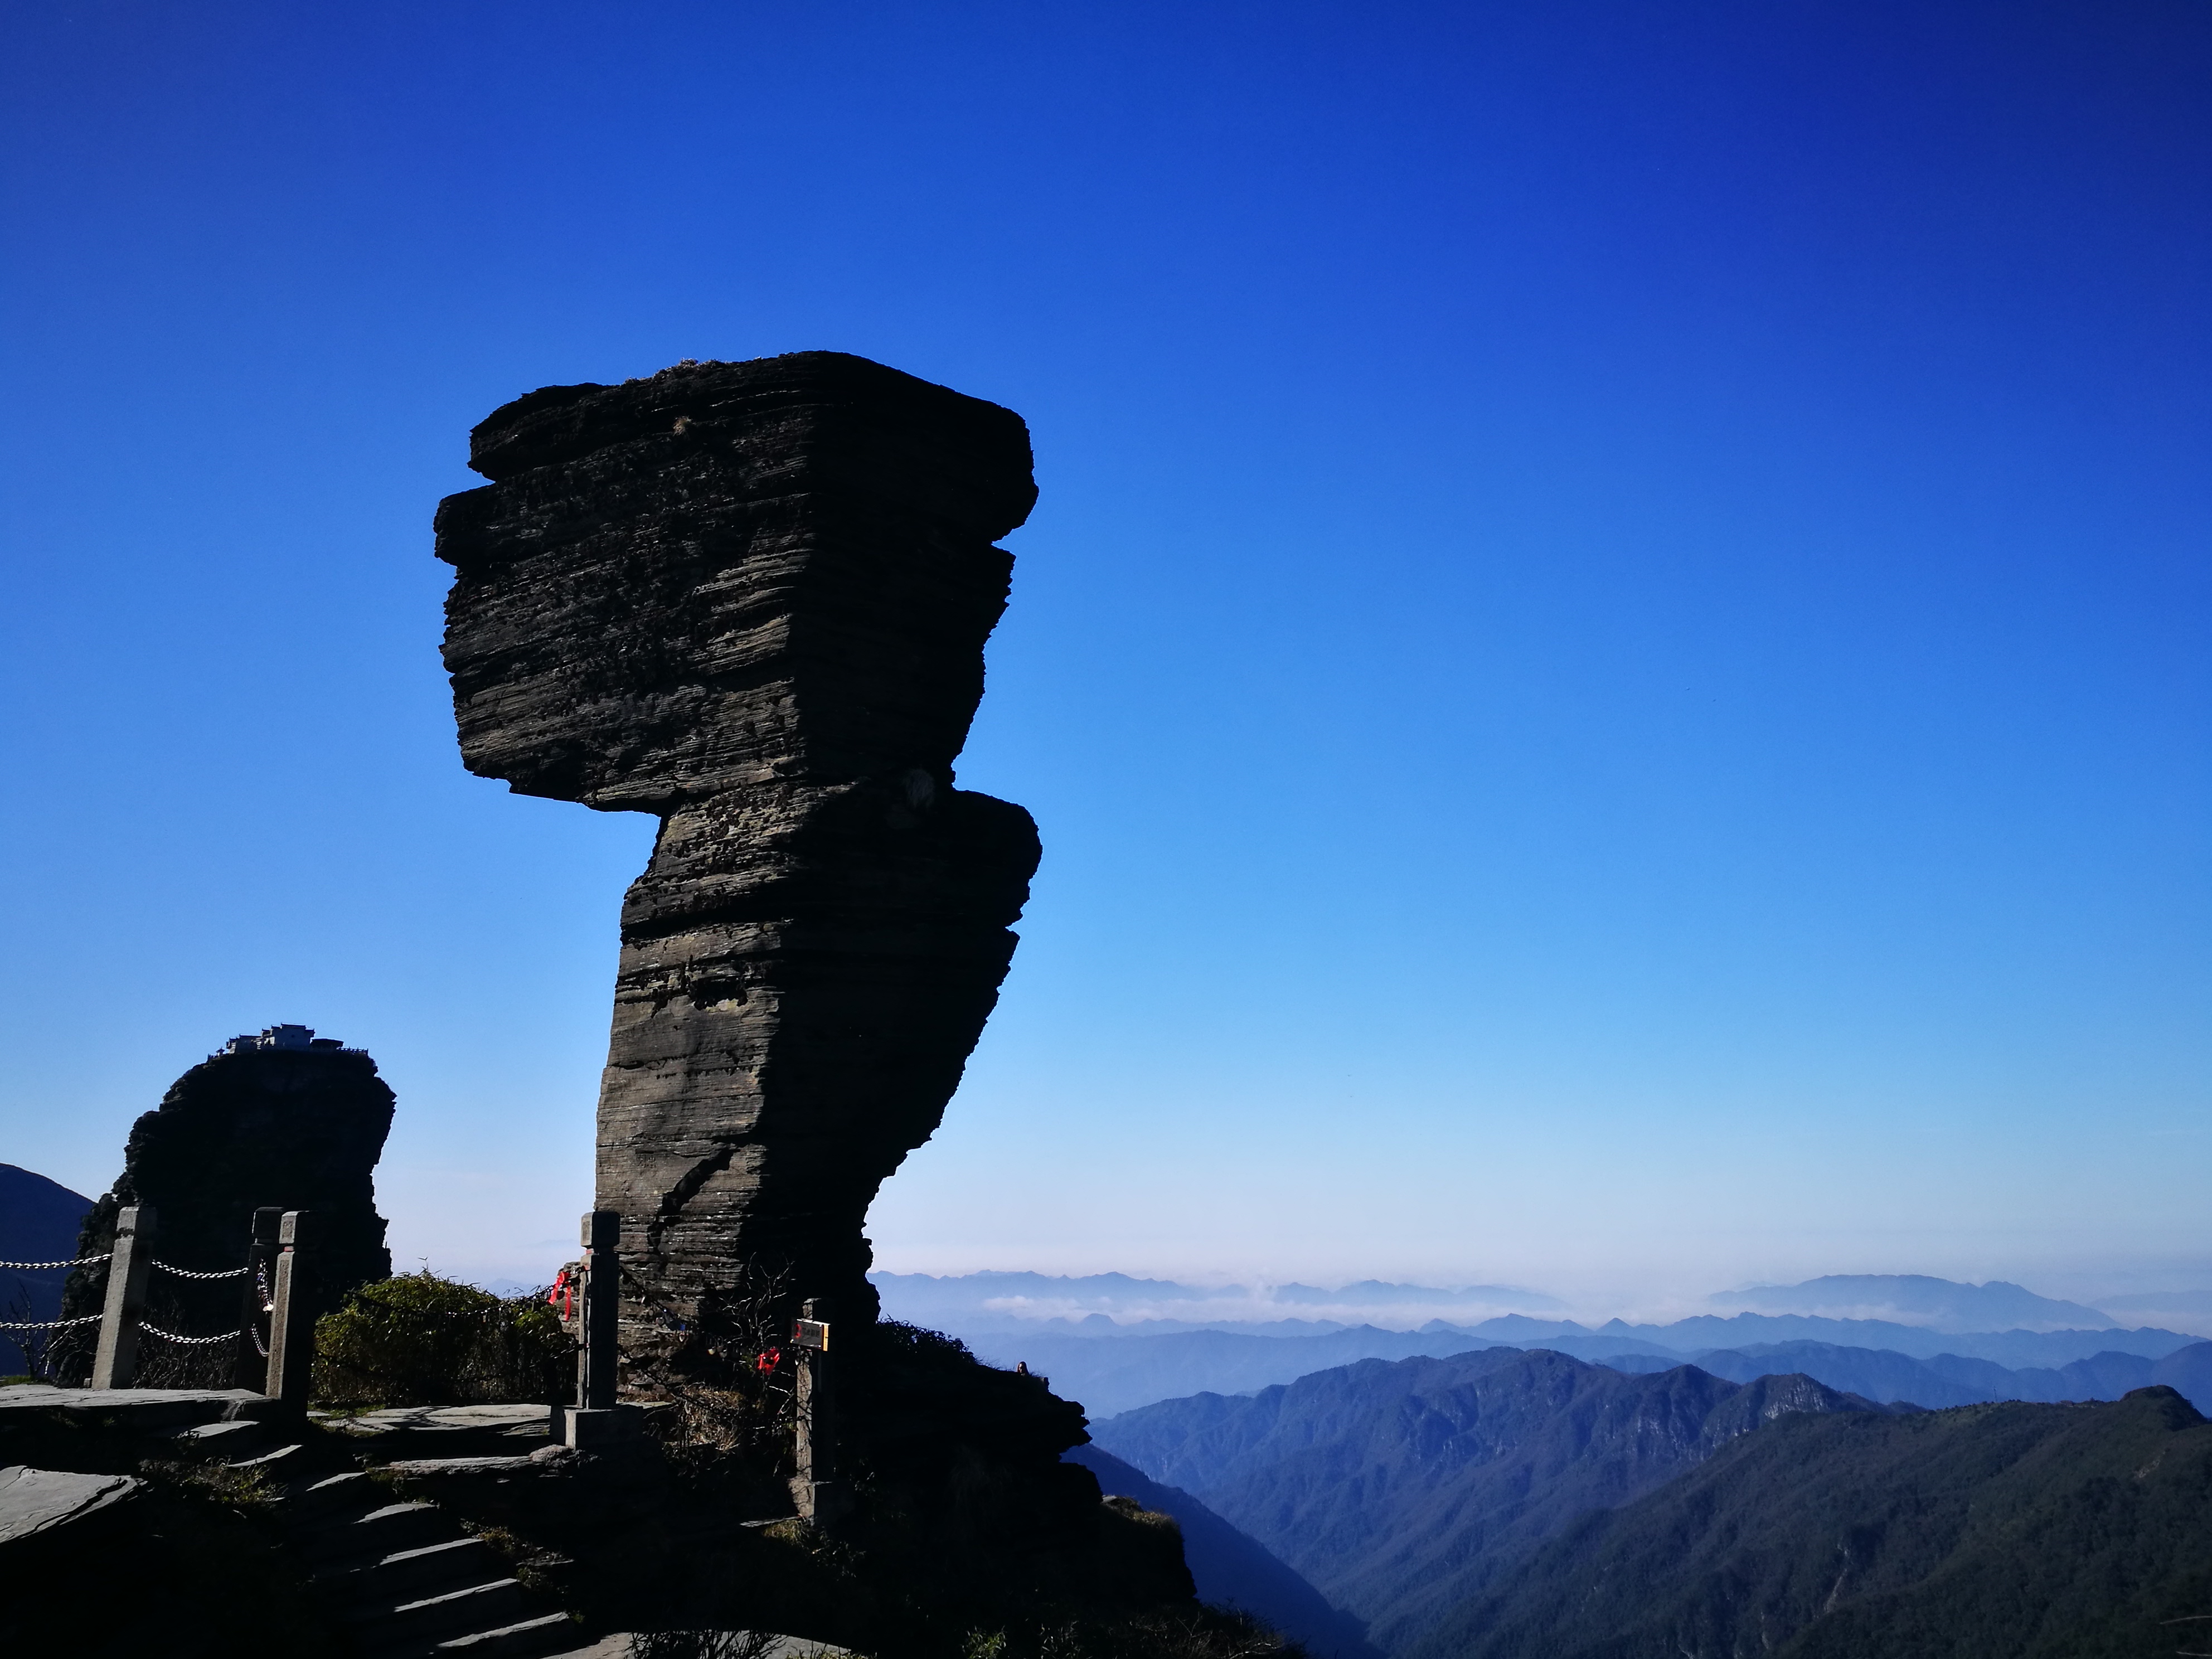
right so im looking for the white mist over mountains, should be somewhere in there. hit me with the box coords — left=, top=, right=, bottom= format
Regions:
left=872, top=1270, right=2212, bottom=1341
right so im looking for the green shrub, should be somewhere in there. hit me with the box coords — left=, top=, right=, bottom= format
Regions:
left=313, top=1270, right=572, bottom=1406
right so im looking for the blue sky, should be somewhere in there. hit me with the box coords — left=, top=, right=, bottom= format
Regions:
left=3, top=1, right=2205, bottom=1308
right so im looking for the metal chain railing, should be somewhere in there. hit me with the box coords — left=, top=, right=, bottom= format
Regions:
left=149, top=1259, right=250, bottom=1280
left=0, top=1253, right=110, bottom=1271
left=130, top=1255, right=258, bottom=1346
left=140, top=1322, right=245, bottom=1346
left=15, top=1206, right=315, bottom=1393
left=0, top=1313, right=103, bottom=1332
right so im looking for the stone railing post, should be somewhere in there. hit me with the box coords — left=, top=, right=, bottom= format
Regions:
left=791, top=1298, right=843, bottom=1522
left=560, top=1210, right=628, bottom=1447
left=263, top=1210, right=314, bottom=1408
left=90, top=1205, right=156, bottom=1389
left=580, top=1209, right=620, bottom=1410
left=233, top=1206, right=283, bottom=1390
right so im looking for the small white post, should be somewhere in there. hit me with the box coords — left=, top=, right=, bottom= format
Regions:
left=90, top=1205, right=156, bottom=1390
left=263, top=1210, right=314, bottom=1407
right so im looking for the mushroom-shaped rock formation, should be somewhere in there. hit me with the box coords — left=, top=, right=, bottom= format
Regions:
left=435, top=352, right=1041, bottom=1357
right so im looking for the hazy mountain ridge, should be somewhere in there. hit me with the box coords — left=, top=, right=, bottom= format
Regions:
left=1414, top=1386, right=2212, bottom=1659
left=2097, top=1288, right=2212, bottom=1328
left=1709, top=1272, right=2119, bottom=1332
left=973, top=1326, right=1499, bottom=1417
left=1090, top=1346, right=1902, bottom=1654
left=0, top=1163, right=93, bottom=1375
left=963, top=1317, right=2211, bottom=1419
left=1653, top=1338, right=2212, bottom=1413
left=1596, top=1311, right=2194, bottom=1366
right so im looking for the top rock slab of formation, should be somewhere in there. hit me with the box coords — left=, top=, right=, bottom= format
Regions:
left=436, top=351, right=1039, bottom=811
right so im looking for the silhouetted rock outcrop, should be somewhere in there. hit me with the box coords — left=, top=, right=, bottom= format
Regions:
left=434, top=352, right=1041, bottom=1352
left=58, top=1026, right=393, bottom=1378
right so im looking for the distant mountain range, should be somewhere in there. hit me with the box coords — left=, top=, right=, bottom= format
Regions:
left=0, top=1163, right=93, bottom=1376
left=1587, top=1310, right=2196, bottom=1366
left=1620, top=1337, right=2212, bottom=1415
left=1708, top=1272, right=2119, bottom=1332
left=875, top=1269, right=2212, bottom=1342
left=1090, top=1345, right=1899, bottom=1655
left=965, top=1317, right=2209, bottom=1418
left=1415, top=1385, right=2212, bottom=1659
left=2094, top=1288, right=2212, bottom=1333
left=881, top=1270, right=2207, bottom=1416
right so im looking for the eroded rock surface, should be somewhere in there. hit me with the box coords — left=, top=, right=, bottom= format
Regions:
left=435, top=352, right=1041, bottom=1351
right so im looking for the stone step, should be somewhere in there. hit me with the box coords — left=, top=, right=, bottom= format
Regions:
left=313, top=1403, right=559, bottom=1461
left=320, top=1535, right=502, bottom=1605
left=352, top=1578, right=528, bottom=1651
left=225, top=1442, right=307, bottom=1476
left=433, top=1612, right=584, bottom=1657
left=286, top=1468, right=380, bottom=1521
left=305, top=1499, right=458, bottom=1564
left=157, top=1418, right=275, bottom=1459
left=0, top=1385, right=275, bottom=1434
left=380, top=1453, right=545, bottom=1479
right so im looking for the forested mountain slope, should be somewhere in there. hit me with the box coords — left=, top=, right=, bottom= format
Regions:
left=1092, top=1347, right=1896, bottom=1653
left=1064, top=1445, right=1379, bottom=1658
left=1414, top=1385, right=2212, bottom=1659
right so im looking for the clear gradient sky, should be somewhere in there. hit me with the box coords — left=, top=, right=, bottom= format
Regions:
left=2, top=2, right=2206, bottom=1311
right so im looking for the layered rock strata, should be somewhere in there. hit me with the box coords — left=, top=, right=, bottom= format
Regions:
left=60, top=1027, right=394, bottom=1377
left=435, top=352, right=1041, bottom=1352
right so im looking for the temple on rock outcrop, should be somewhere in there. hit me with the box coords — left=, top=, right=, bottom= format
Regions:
left=435, top=352, right=1041, bottom=1365
left=221, top=1022, right=355, bottom=1055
